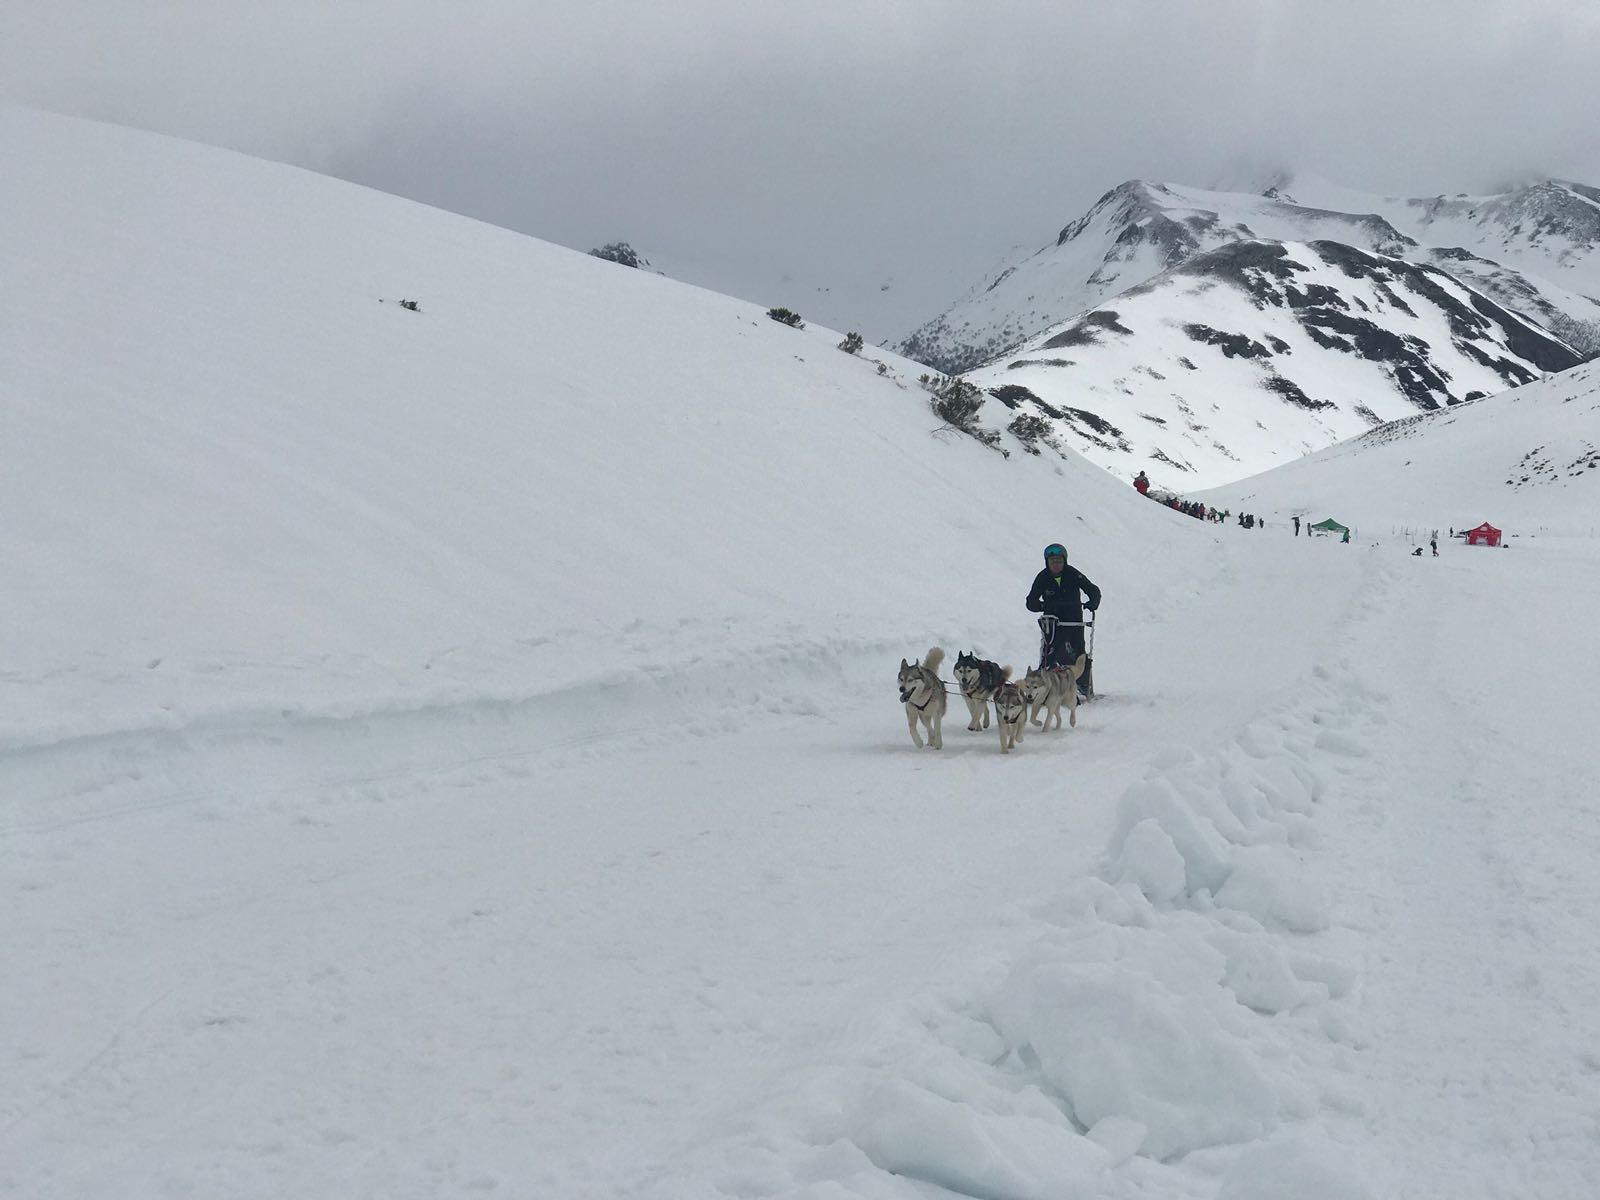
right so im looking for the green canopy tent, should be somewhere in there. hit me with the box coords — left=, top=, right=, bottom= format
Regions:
left=1308, top=518, right=1349, bottom=536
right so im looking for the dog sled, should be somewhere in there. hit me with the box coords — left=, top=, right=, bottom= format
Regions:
left=1037, top=613, right=1097, bottom=701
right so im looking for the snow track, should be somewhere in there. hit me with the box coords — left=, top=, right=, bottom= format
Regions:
left=1318, top=542, right=1600, bottom=1194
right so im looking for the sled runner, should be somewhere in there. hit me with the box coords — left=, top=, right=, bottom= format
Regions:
left=1037, top=613, right=1097, bottom=701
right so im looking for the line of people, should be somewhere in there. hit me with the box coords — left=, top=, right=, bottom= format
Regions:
left=1133, top=471, right=1260, bottom=527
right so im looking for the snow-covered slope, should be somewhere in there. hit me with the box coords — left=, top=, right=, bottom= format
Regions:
left=1194, top=360, right=1600, bottom=537
left=1294, top=176, right=1600, bottom=296
left=7, top=109, right=1600, bottom=1200
left=960, top=238, right=1580, bottom=490
left=1, top=106, right=1124, bottom=743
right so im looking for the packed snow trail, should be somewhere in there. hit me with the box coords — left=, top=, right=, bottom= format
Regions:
left=1311, top=538, right=1600, bottom=1193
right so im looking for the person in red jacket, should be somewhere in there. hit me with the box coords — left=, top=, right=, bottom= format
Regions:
left=1133, top=470, right=1150, bottom=495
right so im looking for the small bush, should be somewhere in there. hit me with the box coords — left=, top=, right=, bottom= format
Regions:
left=838, top=331, right=864, bottom=354
left=1008, top=413, right=1052, bottom=454
left=877, top=362, right=889, bottom=376
left=398, top=299, right=421, bottom=312
left=767, top=307, right=804, bottom=328
left=921, top=373, right=984, bottom=428
left=589, top=242, right=646, bottom=269
left=919, top=372, right=1008, bottom=455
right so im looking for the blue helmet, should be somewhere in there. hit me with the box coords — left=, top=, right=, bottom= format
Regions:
left=1043, top=543, right=1066, bottom=560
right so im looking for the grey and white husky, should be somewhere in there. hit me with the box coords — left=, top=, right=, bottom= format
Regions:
left=1020, top=655, right=1086, bottom=730
left=897, top=647, right=947, bottom=749
left=953, top=650, right=1011, bottom=732
left=993, top=677, right=1027, bottom=753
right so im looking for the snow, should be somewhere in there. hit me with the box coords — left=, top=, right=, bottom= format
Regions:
left=5, top=108, right=1600, bottom=1200
left=1196, top=360, right=1600, bottom=538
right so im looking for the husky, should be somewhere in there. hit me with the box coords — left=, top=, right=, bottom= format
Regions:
left=897, top=647, right=947, bottom=749
left=953, top=650, right=1011, bottom=732
left=993, top=677, right=1027, bottom=752
left=1020, top=655, right=1087, bottom=731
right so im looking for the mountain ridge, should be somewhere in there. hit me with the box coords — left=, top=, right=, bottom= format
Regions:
left=897, top=175, right=1600, bottom=379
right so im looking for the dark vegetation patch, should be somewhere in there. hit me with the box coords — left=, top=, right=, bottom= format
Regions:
left=1375, top=282, right=1417, bottom=317
left=1062, top=406, right=1125, bottom=440
left=987, top=384, right=1066, bottom=420
left=1006, top=358, right=1077, bottom=370
left=1149, top=448, right=1193, bottom=471
left=1262, top=374, right=1335, bottom=411
left=1177, top=241, right=1308, bottom=310
left=1466, top=293, right=1583, bottom=371
left=984, top=266, right=1017, bottom=294
left=1454, top=339, right=1539, bottom=385
left=1007, top=413, right=1055, bottom=454
left=1387, top=362, right=1454, bottom=409
left=896, top=327, right=1002, bottom=377
left=1138, top=412, right=1169, bottom=426
left=1182, top=324, right=1272, bottom=360
left=1040, top=309, right=1133, bottom=350
left=1283, top=282, right=1348, bottom=310
left=1506, top=441, right=1599, bottom=487
left=589, top=241, right=646, bottom=268
left=987, top=384, right=1040, bottom=410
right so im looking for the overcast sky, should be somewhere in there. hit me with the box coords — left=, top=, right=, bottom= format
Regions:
left=6, top=0, right=1600, bottom=338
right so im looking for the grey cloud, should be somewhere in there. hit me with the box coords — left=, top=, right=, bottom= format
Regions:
left=5, top=1, right=1598, bottom=338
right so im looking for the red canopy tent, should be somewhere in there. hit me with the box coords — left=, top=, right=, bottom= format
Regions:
left=1464, top=522, right=1502, bottom=547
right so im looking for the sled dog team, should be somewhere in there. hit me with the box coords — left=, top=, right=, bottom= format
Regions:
left=896, top=646, right=1087, bottom=754
left=899, top=541, right=1099, bottom=753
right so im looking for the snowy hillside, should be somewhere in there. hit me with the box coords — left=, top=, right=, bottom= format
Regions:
left=0, top=106, right=1102, bottom=744
left=1194, top=360, right=1600, bottom=538
left=6, top=109, right=1600, bottom=1200
left=961, top=238, right=1579, bottom=490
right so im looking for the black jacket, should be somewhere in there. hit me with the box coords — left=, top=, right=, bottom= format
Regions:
left=1026, top=564, right=1100, bottom=624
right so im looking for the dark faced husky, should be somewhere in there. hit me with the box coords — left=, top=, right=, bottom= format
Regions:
left=897, top=647, right=947, bottom=749
left=953, top=651, right=1011, bottom=732
left=1020, top=655, right=1086, bottom=731
left=993, top=678, right=1027, bottom=753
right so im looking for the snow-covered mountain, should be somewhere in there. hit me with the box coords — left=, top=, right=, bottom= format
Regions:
left=900, top=178, right=1600, bottom=375
left=960, top=237, right=1582, bottom=490
left=895, top=177, right=1600, bottom=489
left=1194, top=359, right=1600, bottom=537
left=7, top=109, right=1600, bottom=1200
